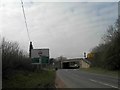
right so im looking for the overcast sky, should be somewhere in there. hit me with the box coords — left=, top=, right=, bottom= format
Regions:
left=0, top=0, right=118, bottom=58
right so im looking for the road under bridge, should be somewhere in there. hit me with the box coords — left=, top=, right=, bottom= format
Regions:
left=61, top=59, right=81, bottom=69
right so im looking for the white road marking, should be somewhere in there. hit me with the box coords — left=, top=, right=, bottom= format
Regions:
left=89, top=79, right=118, bottom=88
left=89, top=73, right=118, bottom=79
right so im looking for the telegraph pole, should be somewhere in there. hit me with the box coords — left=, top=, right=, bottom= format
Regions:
left=29, top=42, right=33, bottom=58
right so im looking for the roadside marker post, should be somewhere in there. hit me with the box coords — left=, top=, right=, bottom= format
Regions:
left=38, top=51, right=42, bottom=69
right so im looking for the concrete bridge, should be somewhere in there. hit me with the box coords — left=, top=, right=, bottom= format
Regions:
left=59, top=58, right=91, bottom=69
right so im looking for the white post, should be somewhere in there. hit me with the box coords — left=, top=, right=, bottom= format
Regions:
left=39, top=55, right=42, bottom=69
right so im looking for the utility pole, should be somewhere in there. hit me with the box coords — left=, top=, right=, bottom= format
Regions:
left=29, top=42, right=33, bottom=58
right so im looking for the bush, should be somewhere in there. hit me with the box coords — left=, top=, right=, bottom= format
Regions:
left=2, top=38, right=33, bottom=79
left=91, top=17, right=120, bottom=70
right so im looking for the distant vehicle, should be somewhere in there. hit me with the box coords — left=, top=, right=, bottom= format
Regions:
left=70, top=64, right=79, bottom=69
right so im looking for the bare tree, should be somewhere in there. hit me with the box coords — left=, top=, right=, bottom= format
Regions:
left=2, top=38, right=32, bottom=78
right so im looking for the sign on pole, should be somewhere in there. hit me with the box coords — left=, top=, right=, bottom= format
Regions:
left=31, top=49, right=49, bottom=64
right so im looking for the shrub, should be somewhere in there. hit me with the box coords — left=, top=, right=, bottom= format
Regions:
left=91, top=17, right=120, bottom=70
left=2, top=38, right=33, bottom=79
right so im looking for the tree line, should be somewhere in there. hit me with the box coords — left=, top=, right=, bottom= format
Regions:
left=2, top=38, right=33, bottom=79
left=89, top=17, right=120, bottom=70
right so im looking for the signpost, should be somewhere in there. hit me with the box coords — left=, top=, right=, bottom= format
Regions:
left=38, top=50, right=42, bottom=69
left=31, top=49, right=49, bottom=69
left=31, top=49, right=49, bottom=64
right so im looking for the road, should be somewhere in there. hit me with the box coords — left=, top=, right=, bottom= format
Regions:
left=56, top=69, right=119, bottom=88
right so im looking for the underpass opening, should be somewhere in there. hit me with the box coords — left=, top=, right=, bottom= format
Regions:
left=62, top=61, right=80, bottom=69
left=62, top=62, right=70, bottom=69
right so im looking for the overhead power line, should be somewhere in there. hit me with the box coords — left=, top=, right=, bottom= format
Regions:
left=20, top=0, right=31, bottom=41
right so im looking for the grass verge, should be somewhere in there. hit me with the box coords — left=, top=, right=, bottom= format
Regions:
left=79, top=67, right=119, bottom=78
left=3, top=70, right=56, bottom=88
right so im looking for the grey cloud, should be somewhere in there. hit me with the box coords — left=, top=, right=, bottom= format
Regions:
left=1, top=2, right=117, bottom=58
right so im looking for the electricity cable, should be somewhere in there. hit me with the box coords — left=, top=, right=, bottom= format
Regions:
left=20, top=0, right=31, bottom=42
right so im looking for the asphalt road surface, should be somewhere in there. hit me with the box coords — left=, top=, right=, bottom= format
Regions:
left=56, top=69, right=119, bottom=88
